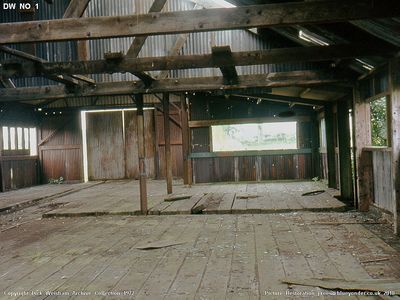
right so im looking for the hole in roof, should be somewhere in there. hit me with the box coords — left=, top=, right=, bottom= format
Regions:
left=298, top=30, right=329, bottom=46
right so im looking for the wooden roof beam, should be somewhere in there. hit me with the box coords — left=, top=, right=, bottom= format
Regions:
left=231, top=93, right=327, bottom=107
left=1, top=0, right=398, bottom=44
left=1, top=44, right=392, bottom=78
left=0, top=46, right=82, bottom=87
left=0, top=0, right=93, bottom=87
left=0, top=71, right=349, bottom=102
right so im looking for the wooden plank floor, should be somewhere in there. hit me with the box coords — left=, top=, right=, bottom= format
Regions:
left=39, top=180, right=346, bottom=217
left=0, top=182, right=102, bottom=214
left=0, top=212, right=399, bottom=299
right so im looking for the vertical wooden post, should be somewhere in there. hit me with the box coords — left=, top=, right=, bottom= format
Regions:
left=136, top=94, right=148, bottom=214
left=325, top=103, right=337, bottom=188
left=389, top=58, right=400, bottom=234
left=180, top=94, right=192, bottom=185
left=353, top=84, right=372, bottom=210
left=153, top=108, right=161, bottom=180
left=77, top=41, right=88, bottom=61
left=234, top=157, right=239, bottom=182
left=311, top=113, right=321, bottom=178
left=163, top=93, right=173, bottom=194
left=359, top=150, right=373, bottom=212
left=337, top=96, right=354, bottom=204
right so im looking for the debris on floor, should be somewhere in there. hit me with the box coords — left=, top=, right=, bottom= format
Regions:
left=281, top=277, right=400, bottom=294
left=236, top=193, right=259, bottom=199
left=164, top=194, right=191, bottom=202
left=135, top=240, right=187, bottom=250
left=302, top=190, right=325, bottom=196
left=310, top=221, right=387, bottom=225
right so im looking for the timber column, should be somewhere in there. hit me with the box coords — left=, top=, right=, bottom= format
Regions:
left=337, top=96, right=354, bottom=204
left=325, top=103, right=337, bottom=189
left=390, top=58, right=400, bottom=234
left=163, top=93, right=173, bottom=194
left=135, top=94, right=148, bottom=214
left=181, top=94, right=192, bottom=185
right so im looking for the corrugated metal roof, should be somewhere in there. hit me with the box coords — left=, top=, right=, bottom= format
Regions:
left=1, top=0, right=398, bottom=108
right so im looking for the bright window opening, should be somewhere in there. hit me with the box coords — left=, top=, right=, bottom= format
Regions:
left=29, top=128, right=37, bottom=156
left=1, top=126, right=37, bottom=155
left=212, top=122, right=297, bottom=152
left=17, top=127, right=23, bottom=150
left=2, top=127, right=9, bottom=150
left=370, top=96, right=388, bottom=146
left=24, top=128, right=29, bottom=150
left=10, top=127, right=16, bottom=150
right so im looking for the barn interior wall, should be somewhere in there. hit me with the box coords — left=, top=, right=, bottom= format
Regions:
left=189, top=94, right=318, bottom=183
left=39, top=112, right=83, bottom=183
left=354, top=67, right=393, bottom=214
left=38, top=107, right=183, bottom=182
left=155, top=108, right=183, bottom=179
left=0, top=104, right=39, bottom=191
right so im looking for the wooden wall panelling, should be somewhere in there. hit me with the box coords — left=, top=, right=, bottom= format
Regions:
left=359, top=150, right=374, bottom=212
left=0, top=158, right=38, bottom=191
left=86, top=111, right=125, bottom=180
left=156, top=107, right=183, bottom=178
left=372, top=150, right=393, bottom=213
left=39, top=113, right=82, bottom=183
left=353, top=84, right=372, bottom=209
left=124, top=110, right=139, bottom=178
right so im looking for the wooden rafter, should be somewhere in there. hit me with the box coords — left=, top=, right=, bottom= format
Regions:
left=1, top=44, right=392, bottom=78
left=0, top=76, right=15, bottom=88
left=63, top=0, right=91, bottom=18
left=0, top=71, right=349, bottom=102
left=126, top=0, right=168, bottom=58
left=0, top=0, right=93, bottom=86
left=126, top=0, right=168, bottom=86
left=0, top=46, right=81, bottom=86
left=1, top=1, right=398, bottom=44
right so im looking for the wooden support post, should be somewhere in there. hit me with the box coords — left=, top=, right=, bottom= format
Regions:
left=359, top=150, right=373, bottom=212
left=311, top=113, right=321, bottom=178
left=234, top=157, right=239, bottom=182
left=353, top=84, right=371, bottom=209
left=337, top=96, right=354, bottom=204
left=153, top=108, right=161, bottom=180
left=136, top=94, right=148, bottom=214
left=180, top=94, right=192, bottom=185
left=389, top=58, right=400, bottom=234
left=325, top=103, right=337, bottom=188
left=163, top=93, right=173, bottom=194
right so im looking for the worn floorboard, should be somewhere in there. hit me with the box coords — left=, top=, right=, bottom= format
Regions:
left=0, top=212, right=399, bottom=299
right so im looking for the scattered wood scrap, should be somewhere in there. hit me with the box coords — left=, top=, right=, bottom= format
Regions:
left=281, top=278, right=400, bottom=294
left=310, top=221, right=387, bottom=226
left=236, top=193, right=259, bottom=199
left=164, top=194, right=191, bottom=202
left=135, top=241, right=187, bottom=250
left=302, top=190, right=325, bottom=196
left=360, top=257, right=390, bottom=264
